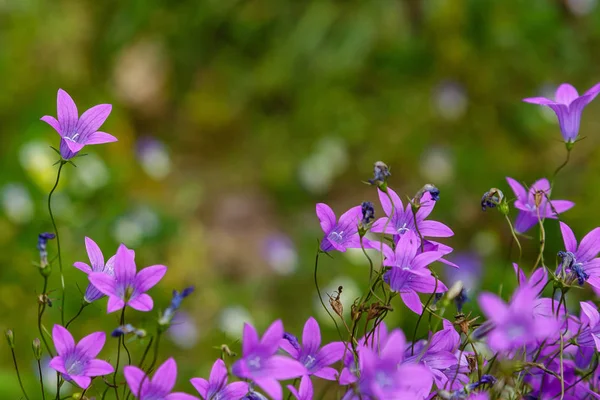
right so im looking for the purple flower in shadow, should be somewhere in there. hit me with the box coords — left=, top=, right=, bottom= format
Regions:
left=232, top=320, right=307, bottom=400
left=280, top=317, right=345, bottom=381
left=124, top=358, right=199, bottom=400
left=506, top=177, right=574, bottom=234
left=41, top=89, right=117, bottom=159
left=89, top=243, right=166, bottom=313
left=48, top=325, right=113, bottom=389
left=523, top=83, right=600, bottom=143
left=191, top=358, right=249, bottom=400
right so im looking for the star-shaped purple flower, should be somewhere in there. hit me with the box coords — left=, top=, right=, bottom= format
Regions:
left=41, top=89, right=117, bottom=160
left=287, top=376, right=313, bottom=400
left=73, top=237, right=120, bottom=303
left=48, top=325, right=114, bottom=389
left=124, top=357, right=199, bottom=400
left=89, top=243, right=166, bottom=313
left=523, top=83, right=600, bottom=143
left=316, top=204, right=366, bottom=252
left=190, top=358, right=249, bottom=400
left=506, top=177, right=574, bottom=234
left=232, top=320, right=307, bottom=400
left=371, top=188, right=453, bottom=239
left=280, top=317, right=345, bottom=381
left=559, top=222, right=600, bottom=292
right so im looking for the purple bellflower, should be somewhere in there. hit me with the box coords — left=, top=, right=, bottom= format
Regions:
left=382, top=232, right=447, bottom=314
left=287, top=376, right=313, bottom=400
left=89, top=243, right=166, bottom=313
left=523, top=83, right=600, bottom=143
left=231, top=320, right=307, bottom=400
left=280, top=317, right=345, bottom=381
left=124, top=357, right=199, bottom=400
left=558, top=222, right=600, bottom=291
left=371, top=188, right=453, bottom=240
left=41, top=89, right=117, bottom=159
left=316, top=204, right=368, bottom=252
left=37, top=232, right=56, bottom=268
left=73, top=237, right=121, bottom=303
left=191, top=358, right=249, bottom=400
left=506, top=177, right=574, bottom=234
left=49, top=325, right=114, bottom=389
left=339, top=322, right=390, bottom=385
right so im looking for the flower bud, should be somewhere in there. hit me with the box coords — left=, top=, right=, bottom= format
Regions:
left=32, top=338, right=42, bottom=360
left=5, top=329, right=14, bottom=348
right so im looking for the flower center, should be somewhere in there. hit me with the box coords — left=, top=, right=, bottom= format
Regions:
left=64, top=353, right=86, bottom=376
left=304, top=355, right=316, bottom=369
left=65, top=133, right=80, bottom=142
left=375, top=371, right=392, bottom=388
left=248, top=355, right=261, bottom=370
left=397, top=222, right=410, bottom=234
left=328, top=231, right=344, bottom=244
left=124, top=286, right=135, bottom=302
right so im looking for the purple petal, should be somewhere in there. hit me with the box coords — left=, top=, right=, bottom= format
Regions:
left=114, top=244, right=137, bottom=284
left=135, top=265, right=167, bottom=293
left=412, top=251, right=444, bottom=270
left=128, top=293, right=154, bottom=312
left=422, top=351, right=457, bottom=369
left=560, top=222, right=578, bottom=253
left=88, top=272, right=117, bottom=297
left=580, top=301, right=600, bottom=329
left=242, top=323, right=260, bottom=356
left=260, top=320, right=284, bottom=355
left=288, top=385, right=301, bottom=400
left=523, top=96, right=555, bottom=105
left=478, top=292, right=508, bottom=322
left=506, top=177, right=527, bottom=203
left=401, top=290, right=423, bottom=314
left=418, top=220, right=454, bottom=238
left=190, top=377, right=209, bottom=398
left=124, top=366, right=146, bottom=397
left=378, top=187, right=403, bottom=218
left=555, top=83, right=579, bottom=105
left=107, top=296, right=126, bottom=313
left=84, top=359, right=114, bottom=376
left=268, top=356, right=307, bottom=380
left=313, top=366, right=338, bottom=381
left=151, top=358, right=177, bottom=394
left=165, top=393, right=201, bottom=400
left=298, top=375, right=313, bottom=399
left=529, top=178, right=551, bottom=200
left=410, top=273, right=447, bottom=293
left=416, top=192, right=436, bottom=221
left=84, top=237, right=104, bottom=270
left=208, top=359, right=228, bottom=389
left=221, top=381, right=249, bottom=399
left=41, top=115, right=62, bottom=135
left=576, top=227, right=600, bottom=262
left=49, top=356, right=67, bottom=374
left=394, top=231, right=419, bottom=268
left=76, top=331, right=105, bottom=359
left=57, top=89, right=78, bottom=136
left=316, top=341, right=345, bottom=366
left=514, top=211, right=538, bottom=234
left=547, top=103, right=577, bottom=142
left=73, top=262, right=92, bottom=274
left=584, top=82, right=600, bottom=97
left=77, top=104, right=112, bottom=139
left=370, top=217, right=398, bottom=235
left=85, top=131, right=118, bottom=145
left=316, top=203, right=336, bottom=234
left=64, top=138, right=85, bottom=153
left=280, top=338, right=299, bottom=359
left=548, top=200, right=574, bottom=216
left=71, top=375, right=91, bottom=389
left=301, top=317, right=321, bottom=355
left=255, top=377, right=282, bottom=400
left=52, top=325, right=75, bottom=355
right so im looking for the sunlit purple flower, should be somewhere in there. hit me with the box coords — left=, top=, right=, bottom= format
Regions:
left=89, top=243, right=166, bottom=313
left=558, top=222, right=600, bottom=291
left=191, top=358, right=248, bottom=400
left=287, top=376, right=313, bottom=400
left=506, top=177, right=574, bottom=233
left=523, top=82, right=600, bottom=143
left=41, top=89, right=117, bottom=159
left=371, top=188, right=453, bottom=239
left=73, top=237, right=119, bottom=303
left=232, top=320, right=307, bottom=400
left=124, top=358, right=198, bottom=400
left=280, top=317, right=345, bottom=380
left=49, top=325, right=113, bottom=389
left=316, top=204, right=366, bottom=252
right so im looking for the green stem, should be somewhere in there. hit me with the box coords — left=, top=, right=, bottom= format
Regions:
left=65, top=302, right=88, bottom=329
left=48, top=161, right=66, bottom=325
left=37, top=358, right=46, bottom=400
left=38, top=276, right=54, bottom=357
left=552, top=148, right=571, bottom=186
left=10, top=346, right=30, bottom=400
left=504, top=214, right=522, bottom=265
left=411, top=275, right=438, bottom=355
left=286, top=378, right=299, bottom=400
left=113, top=307, right=126, bottom=400
left=312, top=246, right=345, bottom=343
left=138, top=337, right=154, bottom=368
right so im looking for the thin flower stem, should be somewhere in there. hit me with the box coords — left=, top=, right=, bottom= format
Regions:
left=559, top=333, right=565, bottom=400
left=135, top=330, right=163, bottom=399
left=48, top=160, right=66, bottom=325
left=65, top=302, right=88, bottom=329
left=286, top=378, right=299, bottom=400
left=121, top=309, right=132, bottom=398
left=37, top=358, right=46, bottom=400
left=469, top=339, right=482, bottom=381
left=533, top=206, right=546, bottom=270
left=504, top=214, right=522, bottom=265
left=312, top=246, right=345, bottom=344
left=360, top=237, right=384, bottom=303
left=552, top=148, right=571, bottom=187
left=10, top=346, right=30, bottom=400
left=138, top=336, right=154, bottom=368
left=55, top=375, right=63, bottom=400
left=113, top=307, right=126, bottom=400
left=411, top=275, right=438, bottom=355
left=38, top=276, right=54, bottom=357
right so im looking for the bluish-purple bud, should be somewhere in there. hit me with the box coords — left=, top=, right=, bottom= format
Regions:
left=361, top=201, right=375, bottom=225
left=283, top=332, right=301, bottom=351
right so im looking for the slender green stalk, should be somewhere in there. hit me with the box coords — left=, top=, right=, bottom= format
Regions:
left=10, top=346, right=30, bottom=400
left=113, top=307, right=126, bottom=399
left=38, top=276, right=54, bottom=357
left=65, top=302, right=88, bottom=329
left=286, top=378, right=299, bottom=400
left=411, top=275, right=438, bottom=355
left=533, top=206, right=546, bottom=270
left=552, top=148, right=571, bottom=187
left=312, top=247, right=344, bottom=343
left=504, top=214, right=522, bottom=264
left=138, top=337, right=154, bottom=368
left=37, top=358, right=46, bottom=400
left=48, top=161, right=66, bottom=325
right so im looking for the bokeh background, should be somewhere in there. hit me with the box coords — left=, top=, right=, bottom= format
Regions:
left=2, top=0, right=600, bottom=397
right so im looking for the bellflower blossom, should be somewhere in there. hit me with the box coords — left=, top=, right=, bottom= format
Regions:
left=317, top=204, right=367, bottom=252
left=231, top=320, right=307, bottom=400
left=371, top=188, right=453, bottom=240
left=89, top=243, right=166, bottom=313
left=558, top=222, right=600, bottom=291
left=41, top=89, right=117, bottom=159
left=506, top=177, right=574, bottom=233
left=523, top=82, right=600, bottom=143
left=280, top=317, right=345, bottom=380
left=124, top=358, right=199, bottom=400
left=190, top=359, right=249, bottom=400
left=49, top=325, right=114, bottom=389
left=37, top=232, right=56, bottom=269
left=73, top=237, right=120, bottom=303
left=287, top=376, right=313, bottom=400
left=339, top=322, right=390, bottom=385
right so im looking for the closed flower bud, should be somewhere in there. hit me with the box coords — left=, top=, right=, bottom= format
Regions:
left=32, top=338, right=42, bottom=360
left=481, top=188, right=504, bottom=211
left=5, top=329, right=14, bottom=348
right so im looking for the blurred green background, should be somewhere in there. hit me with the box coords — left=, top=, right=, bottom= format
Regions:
left=2, top=0, right=600, bottom=397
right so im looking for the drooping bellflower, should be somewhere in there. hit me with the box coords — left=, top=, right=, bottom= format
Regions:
left=41, top=89, right=117, bottom=159
left=49, top=325, right=114, bottom=389
left=190, top=358, right=249, bottom=400
left=124, top=357, right=199, bottom=400
left=89, top=243, right=166, bottom=313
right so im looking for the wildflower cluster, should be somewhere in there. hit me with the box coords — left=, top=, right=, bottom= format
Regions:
left=5, top=82, right=600, bottom=400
